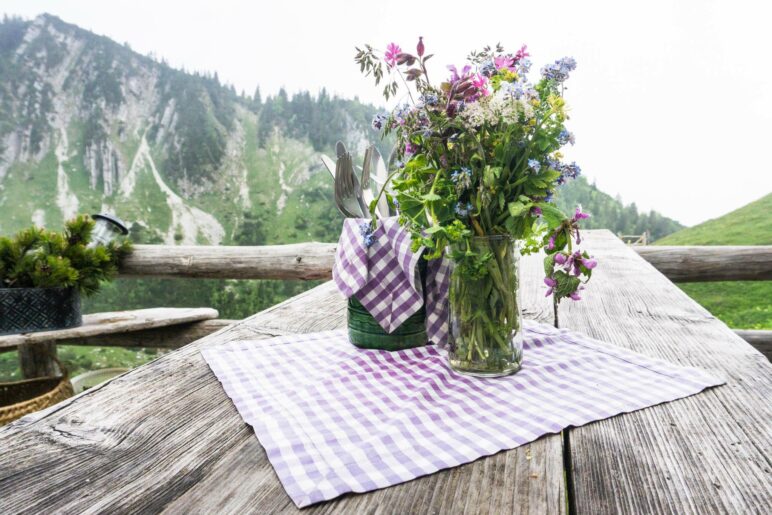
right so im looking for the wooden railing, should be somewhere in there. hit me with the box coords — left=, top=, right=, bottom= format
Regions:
left=119, top=243, right=772, bottom=283
left=4, top=242, right=770, bottom=361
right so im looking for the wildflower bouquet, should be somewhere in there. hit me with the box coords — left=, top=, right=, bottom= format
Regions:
left=356, top=39, right=596, bottom=375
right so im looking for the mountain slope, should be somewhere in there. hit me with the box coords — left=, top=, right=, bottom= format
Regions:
left=655, top=193, right=771, bottom=245
left=654, top=193, right=771, bottom=331
left=0, top=14, right=376, bottom=246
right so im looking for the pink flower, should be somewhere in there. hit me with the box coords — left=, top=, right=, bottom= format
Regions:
left=554, top=253, right=567, bottom=265
left=405, top=141, right=416, bottom=155
left=416, top=37, right=425, bottom=57
left=514, top=45, right=530, bottom=62
left=582, top=258, right=598, bottom=269
left=385, top=43, right=401, bottom=68
left=569, top=291, right=581, bottom=301
left=472, top=73, right=489, bottom=95
left=494, top=55, right=515, bottom=72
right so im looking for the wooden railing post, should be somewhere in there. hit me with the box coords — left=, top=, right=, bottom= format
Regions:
left=18, top=341, right=60, bottom=379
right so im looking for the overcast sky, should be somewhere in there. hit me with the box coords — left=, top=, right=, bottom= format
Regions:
left=4, top=0, right=771, bottom=226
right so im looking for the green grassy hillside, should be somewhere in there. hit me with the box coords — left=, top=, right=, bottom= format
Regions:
left=654, top=193, right=771, bottom=330
left=656, top=193, right=771, bottom=245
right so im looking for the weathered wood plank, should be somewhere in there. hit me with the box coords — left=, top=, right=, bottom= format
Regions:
left=115, top=243, right=772, bottom=283
left=0, top=319, right=239, bottom=353
left=18, top=341, right=59, bottom=379
left=0, top=307, right=218, bottom=350
left=634, top=245, right=772, bottom=282
left=119, top=243, right=337, bottom=280
left=0, top=250, right=564, bottom=514
left=561, top=231, right=772, bottom=514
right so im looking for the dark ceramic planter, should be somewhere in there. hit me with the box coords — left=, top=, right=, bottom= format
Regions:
left=0, top=287, right=82, bottom=336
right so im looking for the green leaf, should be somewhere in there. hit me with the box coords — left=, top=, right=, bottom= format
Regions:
left=508, top=201, right=529, bottom=217
left=424, top=225, right=444, bottom=235
left=422, top=192, right=441, bottom=201
left=539, top=204, right=567, bottom=229
left=544, top=254, right=555, bottom=276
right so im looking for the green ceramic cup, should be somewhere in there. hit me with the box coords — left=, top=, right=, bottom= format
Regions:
left=347, top=259, right=428, bottom=351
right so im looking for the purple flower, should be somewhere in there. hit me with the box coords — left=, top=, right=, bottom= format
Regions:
left=405, top=141, right=416, bottom=156
left=569, top=291, right=581, bottom=301
left=558, top=129, right=575, bottom=146
left=480, top=60, right=497, bottom=77
left=371, top=113, right=388, bottom=130
left=541, top=56, right=577, bottom=82
left=359, top=222, right=375, bottom=248
left=416, top=36, right=425, bottom=57
left=454, top=202, right=473, bottom=217
left=531, top=206, right=542, bottom=216
left=547, top=234, right=556, bottom=250
left=582, top=257, right=597, bottom=269
left=554, top=253, right=567, bottom=265
left=544, top=276, right=557, bottom=296
left=448, top=64, right=472, bottom=83
left=574, top=207, right=590, bottom=221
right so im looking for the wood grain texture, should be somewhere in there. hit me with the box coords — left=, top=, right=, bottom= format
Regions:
left=0, top=319, right=239, bottom=354
left=0, top=250, right=564, bottom=514
left=0, top=307, right=218, bottom=351
left=561, top=231, right=772, bottom=514
left=634, top=245, right=772, bottom=282
left=18, top=341, right=59, bottom=379
left=120, top=243, right=337, bottom=280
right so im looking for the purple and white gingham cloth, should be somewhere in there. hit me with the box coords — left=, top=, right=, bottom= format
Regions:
left=202, top=322, right=724, bottom=507
left=332, top=217, right=450, bottom=345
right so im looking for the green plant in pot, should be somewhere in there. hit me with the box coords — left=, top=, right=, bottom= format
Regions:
left=0, top=215, right=132, bottom=336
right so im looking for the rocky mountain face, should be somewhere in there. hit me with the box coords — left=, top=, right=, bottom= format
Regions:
left=0, top=14, right=682, bottom=247
left=0, top=14, right=377, bottom=245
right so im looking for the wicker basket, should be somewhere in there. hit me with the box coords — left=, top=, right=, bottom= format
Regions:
left=0, top=359, right=73, bottom=426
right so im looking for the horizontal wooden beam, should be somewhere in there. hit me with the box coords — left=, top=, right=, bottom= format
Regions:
left=0, top=319, right=237, bottom=354
left=0, top=308, right=218, bottom=351
left=734, top=330, right=772, bottom=360
left=119, top=243, right=337, bottom=280
left=634, top=246, right=772, bottom=282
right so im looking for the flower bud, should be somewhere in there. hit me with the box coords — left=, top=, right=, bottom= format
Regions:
left=417, top=36, right=425, bottom=57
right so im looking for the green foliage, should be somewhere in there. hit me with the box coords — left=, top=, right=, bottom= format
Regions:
left=0, top=215, right=132, bottom=295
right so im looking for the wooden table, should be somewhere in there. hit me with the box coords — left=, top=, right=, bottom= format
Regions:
left=0, top=231, right=769, bottom=514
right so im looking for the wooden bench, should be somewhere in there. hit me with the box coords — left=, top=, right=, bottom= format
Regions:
left=0, top=308, right=218, bottom=378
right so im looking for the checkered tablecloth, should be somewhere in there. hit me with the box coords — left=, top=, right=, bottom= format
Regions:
left=202, top=322, right=724, bottom=507
left=332, top=217, right=450, bottom=345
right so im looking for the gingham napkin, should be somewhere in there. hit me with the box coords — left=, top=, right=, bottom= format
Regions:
left=202, top=322, right=724, bottom=507
left=332, top=217, right=450, bottom=345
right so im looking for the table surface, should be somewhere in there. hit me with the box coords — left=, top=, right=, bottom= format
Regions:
left=0, top=230, right=769, bottom=514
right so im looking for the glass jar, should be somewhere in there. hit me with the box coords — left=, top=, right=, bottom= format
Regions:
left=447, top=235, right=523, bottom=377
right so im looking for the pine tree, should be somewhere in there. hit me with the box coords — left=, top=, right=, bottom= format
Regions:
left=0, top=215, right=132, bottom=295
